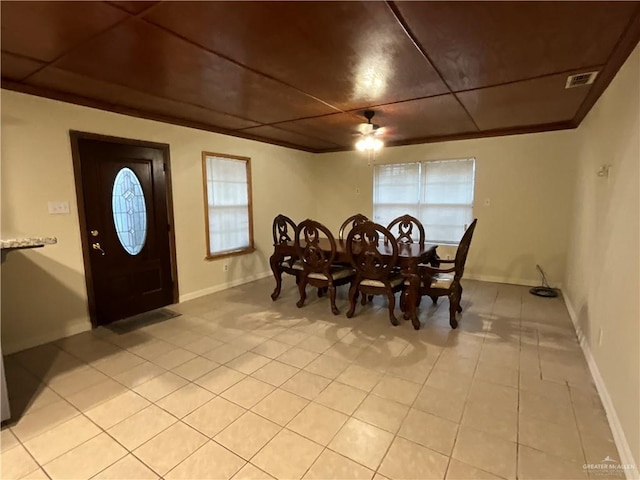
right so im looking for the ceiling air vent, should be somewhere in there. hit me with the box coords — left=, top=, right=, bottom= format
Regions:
left=565, top=71, right=598, bottom=88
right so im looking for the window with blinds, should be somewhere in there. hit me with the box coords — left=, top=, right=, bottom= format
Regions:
left=202, top=152, right=254, bottom=259
left=373, top=158, right=475, bottom=244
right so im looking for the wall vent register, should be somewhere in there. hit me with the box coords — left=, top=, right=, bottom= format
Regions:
left=565, top=71, right=599, bottom=88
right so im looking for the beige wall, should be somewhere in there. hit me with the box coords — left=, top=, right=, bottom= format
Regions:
left=564, top=46, right=640, bottom=467
left=0, top=90, right=580, bottom=355
left=312, top=130, right=577, bottom=286
left=1, top=90, right=315, bottom=353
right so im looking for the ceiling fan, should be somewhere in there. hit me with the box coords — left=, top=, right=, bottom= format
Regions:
left=354, top=110, right=385, bottom=152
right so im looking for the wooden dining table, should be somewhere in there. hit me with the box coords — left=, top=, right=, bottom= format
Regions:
left=269, top=238, right=438, bottom=330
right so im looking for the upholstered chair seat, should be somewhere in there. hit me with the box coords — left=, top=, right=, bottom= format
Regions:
left=346, top=221, right=405, bottom=326
left=362, top=274, right=404, bottom=288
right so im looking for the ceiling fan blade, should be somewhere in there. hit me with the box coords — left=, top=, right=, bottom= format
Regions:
left=357, top=123, right=374, bottom=134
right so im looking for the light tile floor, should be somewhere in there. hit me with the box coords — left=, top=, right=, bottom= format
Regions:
left=0, top=277, right=624, bottom=479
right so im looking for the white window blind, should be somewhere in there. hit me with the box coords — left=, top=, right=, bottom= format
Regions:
left=204, top=154, right=252, bottom=256
left=373, top=158, right=475, bottom=244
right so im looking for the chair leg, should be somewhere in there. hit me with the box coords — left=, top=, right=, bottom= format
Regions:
left=328, top=285, right=339, bottom=315
left=402, top=289, right=410, bottom=320
left=457, top=286, right=463, bottom=312
left=448, top=294, right=458, bottom=329
left=346, top=281, right=360, bottom=318
left=430, top=296, right=438, bottom=305
left=387, top=289, right=399, bottom=326
left=296, top=277, right=307, bottom=308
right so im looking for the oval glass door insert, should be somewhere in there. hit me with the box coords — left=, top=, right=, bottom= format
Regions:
left=112, top=167, right=147, bottom=255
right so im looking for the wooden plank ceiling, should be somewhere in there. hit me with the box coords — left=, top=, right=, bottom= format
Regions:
left=2, top=1, right=639, bottom=152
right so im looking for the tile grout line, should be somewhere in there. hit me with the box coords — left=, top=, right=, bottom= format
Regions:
left=442, top=283, right=500, bottom=478
left=18, top=392, right=160, bottom=479
left=298, top=339, right=422, bottom=478
left=5, top=279, right=599, bottom=480
left=240, top=335, right=423, bottom=478
left=3, top=421, right=52, bottom=479
left=441, top=301, right=491, bottom=479
left=370, top=331, right=450, bottom=477
left=569, top=384, right=599, bottom=480
left=90, top=349, right=266, bottom=479
left=163, top=337, right=368, bottom=476
left=71, top=389, right=178, bottom=479
left=255, top=345, right=385, bottom=478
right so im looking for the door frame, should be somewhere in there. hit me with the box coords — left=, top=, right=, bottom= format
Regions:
left=70, top=130, right=179, bottom=327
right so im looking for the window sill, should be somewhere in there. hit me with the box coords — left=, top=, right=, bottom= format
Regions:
left=205, top=246, right=255, bottom=261
left=430, top=241, right=460, bottom=247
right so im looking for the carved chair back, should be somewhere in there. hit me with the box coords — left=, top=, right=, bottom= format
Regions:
left=454, top=219, right=478, bottom=281
left=346, top=221, right=398, bottom=282
left=295, top=219, right=336, bottom=275
left=272, top=214, right=297, bottom=246
left=338, top=214, right=370, bottom=240
left=387, top=215, right=425, bottom=245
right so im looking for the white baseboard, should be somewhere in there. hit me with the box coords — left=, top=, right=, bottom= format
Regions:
left=3, top=272, right=273, bottom=354
left=179, top=270, right=272, bottom=303
left=3, top=319, right=91, bottom=355
left=465, top=273, right=550, bottom=288
left=563, top=292, right=639, bottom=480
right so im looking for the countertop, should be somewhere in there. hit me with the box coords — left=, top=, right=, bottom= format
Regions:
left=0, top=237, right=58, bottom=250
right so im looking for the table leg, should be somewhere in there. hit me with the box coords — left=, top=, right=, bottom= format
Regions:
left=270, top=253, right=284, bottom=301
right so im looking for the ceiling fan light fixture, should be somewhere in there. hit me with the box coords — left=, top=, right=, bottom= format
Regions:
left=355, top=110, right=384, bottom=153
left=356, top=134, right=384, bottom=152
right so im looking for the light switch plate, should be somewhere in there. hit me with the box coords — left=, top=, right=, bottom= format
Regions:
left=48, top=201, right=70, bottom=215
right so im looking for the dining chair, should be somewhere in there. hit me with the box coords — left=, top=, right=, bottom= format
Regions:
left=272, top=214, right=299, bottom=280
left=387, top=214, right=425, bottom=245
left=338, top=213, right=369, bottom=240
left=409, top=219, right=477, bottom=328
left=346, top=221, right=405, bottom=326
left=337, top=214, right=370, bottom=285
left=294, top=219, right=355, bottom=315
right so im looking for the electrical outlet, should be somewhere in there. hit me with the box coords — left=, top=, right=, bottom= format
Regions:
left=483, top=198, right=491, bottom=207
left=355, top=187, right=361, bottom=195
left=598, top=328, right=603, bottom=346
left=48, top=201, right=70, bottom=215
left=223, top=264, right=229, bottom=272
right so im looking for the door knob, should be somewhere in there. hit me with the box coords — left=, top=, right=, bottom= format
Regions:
left=92, top=242, right=106, bottom=256
left=90, top=230, right=99, bottom=237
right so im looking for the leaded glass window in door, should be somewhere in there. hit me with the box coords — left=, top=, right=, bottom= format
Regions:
left=112, top=167, right=147, bottom=255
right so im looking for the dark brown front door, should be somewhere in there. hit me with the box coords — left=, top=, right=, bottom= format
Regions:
left=71, top=132, right=177, bottom=326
